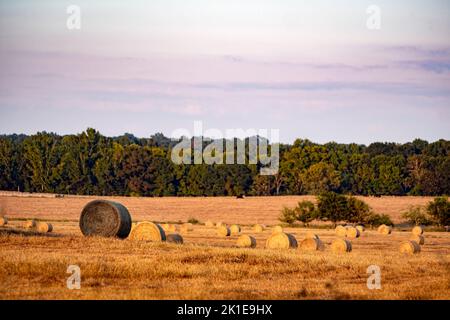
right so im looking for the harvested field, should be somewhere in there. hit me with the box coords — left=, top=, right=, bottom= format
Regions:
left=0, top=194, right=448, bottom=300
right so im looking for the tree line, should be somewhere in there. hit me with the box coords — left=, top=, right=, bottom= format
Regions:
left=0, top=128, right=449, bottom=197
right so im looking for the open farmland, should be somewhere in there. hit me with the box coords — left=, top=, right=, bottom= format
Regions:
left=0, top=193, right=449, bottom=300
left=0, top=193, right=436, bottom=225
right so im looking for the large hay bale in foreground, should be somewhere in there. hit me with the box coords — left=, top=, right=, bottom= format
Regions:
left=300, top=238, right=324, bottom=251
left=410, top=235, right=425, bottom=245
left=129, top=221, right=166, bottom=242
left=79, top=200, right=132, bottom=239
left=205, top=221, right=214, bottom=227
left=400, top=240, right=421, bottom=255
left=378, top=224, right=392, bottom=235
left=236, top=235, right=256, bottom=248
left=36, top=222, right=53, bottom=233
left=230, top=224, right=241, bottom=235
left=272, top=226, right=283, bottom=234
left=253, top=224, right=265, bottom=233
left=24, top=219, right=37, bottom=229
left=217, top=225, right=231, bottom=237
left=356, top=225, right=365, bottom=233
left=335, top=225, right=347, bottom=237
left=266, top=232, right=298, bottom=249
left=331, top=239, right=352, bottom=253
left=412, top=226, right=424, bottom=236
left=346, top=227, right=360, bottom=239
left=166, top=233, right=184, bottom=244
left=0, top=216, right=8, bottom=226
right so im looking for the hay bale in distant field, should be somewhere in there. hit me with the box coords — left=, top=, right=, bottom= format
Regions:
left=166, top=233, right=184, bottom=244
left=24, top=219, right=37, bottom=229
left=236, top=235, right=257, bottom=248
left=217, top=225, right=231, bottom=237
left=346, top=227, right=360, bottom=239
left=180, top=223, right=193, bottom=233
left=36, top=222, right=53, bottom=233
left=163, top=224, right=178, bottom=233
left=356, top=225, right=365, bottom=233
left=300, top=238, right=324, bottom=251
left=331, top=239, right=352, bottom=253
left=230, top=224, right=241, bottom=235
left=205, top=221, right=214, bottom=227
left=253, top=224, right=265, bottom=233
left=79, top=200, right=132, bottom=238
left=129, top=221, right=166, bottom=242
left=266, top=232, right=298, bottom=249
left=412, top=226, right=424, bottom=236
left=335, top=225, right=347, bottom=237
left=410, top=235, right=425, bottom=245
left=400, top=240, right=421, bottom=255
left=272, top=226, right=283, bottom=234
left=0, top=216, right=8, bottom=226
left=378, top=224, right=392, bottom=235
left=305, top=232, right=319, bottom=240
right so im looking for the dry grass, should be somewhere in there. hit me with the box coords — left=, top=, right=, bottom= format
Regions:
left=0, top=194, right=448, bottom=300
left=0, top=194, right=435, bottom=225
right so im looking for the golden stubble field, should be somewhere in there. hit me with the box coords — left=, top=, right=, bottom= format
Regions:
left=0, top=194, right=449, bottom=300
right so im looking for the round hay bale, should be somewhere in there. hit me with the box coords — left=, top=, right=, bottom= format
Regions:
left=412, top=226, right=424, bottom=236
left=24, top=219, right=37, bottom=229
left=378, top=224, right=392, bottom=235
left=356, top=225, right=365, bottom=233
left=253, top=224, right=265, bottom=233
left=36, top=222, right=53, bottom=233
left=236, top=235, right=257, bottom=248
left=129, top=221, right=166, bottom=242
left=180, top=223, right=193, bottom=233
left=217, top=225, right=231, bottom=237
left=410, top=235, right=425, bottom=245
left=216, top=222, right=224, bottom=227
left=331, top=239, right=352, bottom=253
left=166, top=233, right=184, bottom=244
left=79, top=200, right=132, bottom=239
left=300, top=238, right=325, bottom=251
left=230, top=224, right=241, bottom=235
left=205, top=221, right=214, bottom=227
left=272, top=226, right=283, bottom=234
left=305, top=232, right=319, bottom=240
left=266, top=232, right=298, bottom=249
left=0, top=216, right=8, bottom=226
left=400, top=240, right=421, bottom=255
left=346, top=227, right=360, bottom=239
left=335, top=225, right=347, bottom=237
left=162, top=224, right=178, bottom=233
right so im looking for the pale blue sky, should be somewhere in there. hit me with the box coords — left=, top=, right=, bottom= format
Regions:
left=0, top=0, right=449, bottom=143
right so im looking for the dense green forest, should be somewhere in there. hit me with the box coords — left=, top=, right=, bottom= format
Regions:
left=0, top=128, right=449, bottom=197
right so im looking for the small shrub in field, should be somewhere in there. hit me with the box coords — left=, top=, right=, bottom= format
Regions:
left=402, top=206, right=433, bottom=226
left=279, top=207, right=297, bottom=225
left=317, top=192, right=348, bottom=224
left=345, top=196, right=371, bottom=224
left=295, top=200, right=317, bottom=226
left=427, top=196, right=450, bottom=227
left=366, top=213, right=393, bottom=227
left=187, top=218, right=200, bottom=225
